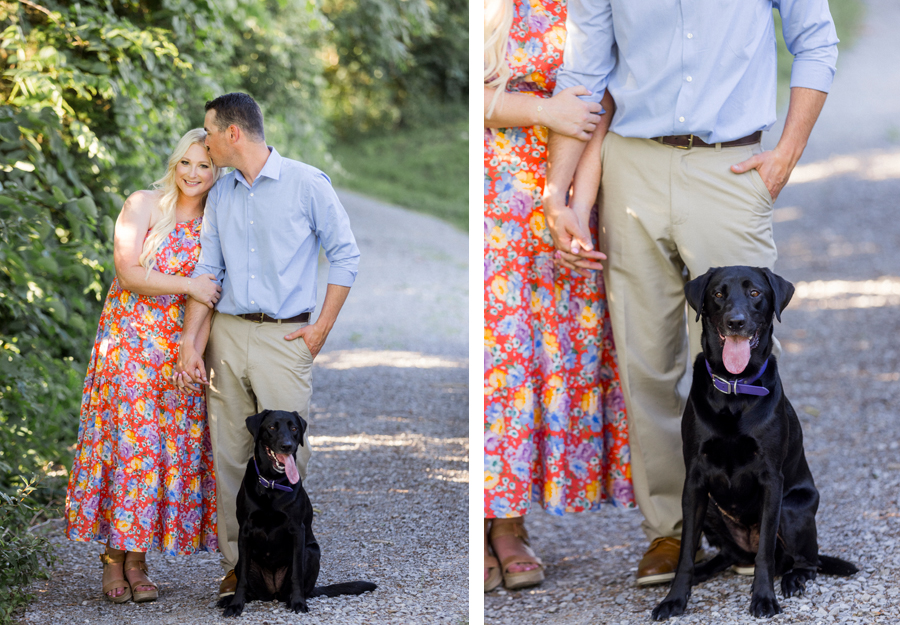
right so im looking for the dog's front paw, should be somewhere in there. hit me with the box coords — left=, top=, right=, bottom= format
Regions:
left=652, top=597, right=687, bottom=621
left=749, top=594, right=781, bottom=618
left=289, top=598, right=309, bottom=614
left=219, top=597, right=245, bottom=617
left=781, top=568, right=816, bottom=598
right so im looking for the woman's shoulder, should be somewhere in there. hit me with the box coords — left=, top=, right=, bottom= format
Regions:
left=121, top=189, right=162, bottom=218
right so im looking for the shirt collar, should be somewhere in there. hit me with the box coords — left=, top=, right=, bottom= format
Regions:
left=233, top=146, right=283, bottom=189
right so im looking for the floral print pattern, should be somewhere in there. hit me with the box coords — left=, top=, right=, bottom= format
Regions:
left=66, top=217, right=217, bottom=555
left=484, top=0, right=634, bottom=518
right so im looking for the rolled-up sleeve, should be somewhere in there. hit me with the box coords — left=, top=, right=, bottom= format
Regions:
left=308, top=174, right=360, bottom=287
left=778, top=0, right=839, bottom=93
left=553, top=0, right=617, bottom=105
left=192, top=181, right=226, bottom=283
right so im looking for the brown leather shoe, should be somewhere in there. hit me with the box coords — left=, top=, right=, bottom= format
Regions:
left=637, top=537, right=681, bottom=586
left=218, top=569, right=237, bottom=598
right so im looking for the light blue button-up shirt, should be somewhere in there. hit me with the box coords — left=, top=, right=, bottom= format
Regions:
left=192, top=147, right=360, bottom=318
left=554, top=0, right=839, bottom=144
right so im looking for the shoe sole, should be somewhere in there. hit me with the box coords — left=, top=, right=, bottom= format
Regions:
left=636, top=571, right=676, bottom=587
left=731, top=564, right=755, bottom=576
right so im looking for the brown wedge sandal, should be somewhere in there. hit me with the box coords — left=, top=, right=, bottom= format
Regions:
left=99, top=550, right=132, bottom=603
left=484, top=520, right=502, bottom=592
left=124, top=557, right=159, bottom=603
left=490, top=517, right=545, bottom=590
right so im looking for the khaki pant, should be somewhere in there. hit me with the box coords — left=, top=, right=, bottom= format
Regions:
left=205, top=312, right=314, bottom=571
left=598, top=132, right=778, bottom=542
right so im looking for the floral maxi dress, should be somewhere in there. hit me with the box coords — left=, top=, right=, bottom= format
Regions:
left=66, top=217, right=217, bottom=554
left=484, top=0, right=634, bottom=518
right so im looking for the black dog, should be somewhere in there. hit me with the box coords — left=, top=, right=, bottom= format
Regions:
left=652, top=266, right=857, bottom=620
left=218, top=409, right=376, bottom=617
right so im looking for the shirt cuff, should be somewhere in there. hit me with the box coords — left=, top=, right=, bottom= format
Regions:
left=789, top=57, right=836, bottom=93
left=552, top=69, right=607, bottom=112
left=327, top=266, right=357, bottom=288
left=191, top=265, right=224, bottom=284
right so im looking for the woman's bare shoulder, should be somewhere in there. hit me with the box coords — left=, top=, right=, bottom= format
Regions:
left=121, top=189, right=161, bottom=217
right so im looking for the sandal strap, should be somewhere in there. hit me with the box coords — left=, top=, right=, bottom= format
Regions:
left=500, top=548, right=543, bottom=572
left=99, top=551, right=126, bottom=565
left=124, top=560, right=158, bottom=589
left=489, top=518, right=530, bottom=543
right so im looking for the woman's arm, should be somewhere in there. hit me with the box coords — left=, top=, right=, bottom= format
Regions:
left=113, top=191, right=220, bottom=306
left=485, top=86, right=603, bottom=141
left=570, top=90, right=616, bottom=225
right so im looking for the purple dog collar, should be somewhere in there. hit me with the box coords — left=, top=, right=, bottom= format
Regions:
left=253, top=456, right=294, bottom=492
left=705, top=358, right=770, bottom=397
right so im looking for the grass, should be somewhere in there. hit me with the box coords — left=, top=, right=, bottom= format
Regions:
left=327, top=109, right=468, bottom=232
left=775, top=0, right=865, bottom=102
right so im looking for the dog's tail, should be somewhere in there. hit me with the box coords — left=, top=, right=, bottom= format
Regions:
left=818, top=555, right=859, bottom=577
left=311, top=581, right=377, bottom=598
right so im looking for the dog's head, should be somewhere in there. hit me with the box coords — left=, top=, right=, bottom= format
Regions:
left=246, top=409, right=307, bottom=485
left=685, top=266, right=794, bottom=376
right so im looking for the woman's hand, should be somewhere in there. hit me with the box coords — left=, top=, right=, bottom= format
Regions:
left=187, top=273, right=221, bottom=309
left=540, top=86, right=603, bottom=141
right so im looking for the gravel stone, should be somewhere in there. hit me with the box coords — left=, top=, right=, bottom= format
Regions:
left=22, top=190, right=469, bottom=625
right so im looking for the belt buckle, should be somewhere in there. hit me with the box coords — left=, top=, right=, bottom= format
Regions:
left=252, top=312, right=265, bottom=323
left=674, top=134, right=694, bottom=150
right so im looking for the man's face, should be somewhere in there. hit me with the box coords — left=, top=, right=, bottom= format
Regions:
left=203, top=109, right=229, bottom=167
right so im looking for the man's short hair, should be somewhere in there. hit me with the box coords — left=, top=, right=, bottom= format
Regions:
left=205, top=93, right=265, bottom=142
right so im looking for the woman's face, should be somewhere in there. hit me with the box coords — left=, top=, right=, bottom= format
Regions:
left=174, top=143, right=215, bottom=198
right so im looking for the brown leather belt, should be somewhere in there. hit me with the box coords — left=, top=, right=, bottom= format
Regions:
left=653, top=130, right=762, bottom=149
left=236, top=312, right=310, bottom=324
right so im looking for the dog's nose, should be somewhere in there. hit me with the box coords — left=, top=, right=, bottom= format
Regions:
left=726, top=314, right=746, bottom=331
left=280, top=443, right=293, bottom=453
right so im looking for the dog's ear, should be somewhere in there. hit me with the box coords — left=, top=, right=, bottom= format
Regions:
left=760, top=268, right=795, bottom=322
left=245, top=410, right=271, bottom=438
left=685, top=269, right=716, bottom=322
left=291, top=411, right=308, bottom=445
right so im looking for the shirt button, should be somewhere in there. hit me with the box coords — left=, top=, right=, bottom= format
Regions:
left=250, top=221, right=254, bottom=225
left=687, top=33, right=693, bottom=39
left=686, top=76, right=692, bottom=82
left=250, top=193, right=254, bottom=197
left=679, top=117, right=685, bottom=122
left=251, top=275, right=255, bottom=279
left=251, top=300, right=255, bottom=305
left=251, top=248, right=255, bottom=252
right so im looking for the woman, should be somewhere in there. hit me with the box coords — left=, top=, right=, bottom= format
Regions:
left=483, top=0, right=634, bottom=591
left=66, top=129, right=222, bottom=603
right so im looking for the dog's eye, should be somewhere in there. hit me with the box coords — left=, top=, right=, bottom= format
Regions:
left=714, top=291, right=724, bottom=299
left=750, top=290, right=760, bottom=297
left=290, top=426, right=297, bottom=432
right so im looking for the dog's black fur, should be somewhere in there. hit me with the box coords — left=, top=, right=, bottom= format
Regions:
left=652, top=266, right=857, bottom=620
left=218, top=409, right=376, bottom=617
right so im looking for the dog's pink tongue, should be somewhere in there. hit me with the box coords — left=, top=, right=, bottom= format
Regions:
left=722, top=336, right=751, bottom=375
left=277, top=453, right=300, bottom=484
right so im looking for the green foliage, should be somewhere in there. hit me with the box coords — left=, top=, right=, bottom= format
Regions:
left=329, top=103, right=467, bottom=230
left=0, top=474, right=54, bottom=624
left=322, top=0, right=469, bottom=136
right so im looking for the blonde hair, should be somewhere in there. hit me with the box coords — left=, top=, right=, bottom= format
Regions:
left=139, top=128, right=220, bottom=272
left=484, top=0, right=514, bottom=119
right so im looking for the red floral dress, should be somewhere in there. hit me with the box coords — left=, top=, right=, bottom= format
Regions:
left=484, top=0, right=634, bottom=518
left=66, top=217, right=217, bottom=554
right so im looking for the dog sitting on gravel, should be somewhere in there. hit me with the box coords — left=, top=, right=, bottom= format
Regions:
left=217, top=409, right=376, bottom=617
left=652, top=266, right=857, bottom=621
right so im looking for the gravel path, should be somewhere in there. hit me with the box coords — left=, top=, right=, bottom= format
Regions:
left=485, top=1, right=900, bottom=623
left=21, top=190, right=469, bottom=624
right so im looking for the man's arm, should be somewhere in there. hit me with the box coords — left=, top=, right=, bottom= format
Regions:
left=731, top=87, right=827, bottom=202
left=284, top=284, right=350, bottom=358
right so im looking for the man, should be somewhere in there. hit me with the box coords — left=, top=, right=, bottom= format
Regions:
left=543, top=1, right=837, bottom=586
left=174, top=93, right=360, bottom=596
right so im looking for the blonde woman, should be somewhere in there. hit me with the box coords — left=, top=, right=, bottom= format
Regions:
left=484, top=0, right=634, bottom=591
left=66, top=129, right=222, bottom=603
